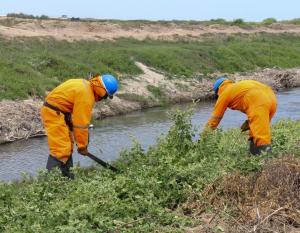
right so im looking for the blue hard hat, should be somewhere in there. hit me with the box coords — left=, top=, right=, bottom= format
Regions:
left=101, top=74, right=119, bottom=96
left=213, top=76, right=228, bottom=94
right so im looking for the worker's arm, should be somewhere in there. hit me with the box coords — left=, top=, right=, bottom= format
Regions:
left=72, top=99, right=93, bottom=151
left=206, top=92, right=230, bottom=129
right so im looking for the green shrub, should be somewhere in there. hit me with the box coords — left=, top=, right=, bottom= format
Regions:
left=262, top=18, right=277, bottom=25
left=231, top=18, right=245, bottom=26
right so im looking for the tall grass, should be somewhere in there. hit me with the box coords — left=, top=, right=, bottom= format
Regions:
left=1, top=34, right=300, bottom=100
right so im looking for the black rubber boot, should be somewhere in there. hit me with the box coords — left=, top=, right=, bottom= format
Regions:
left=249, top=139, right=272, bottom=155
left=46, top=155, right=74, bottom=179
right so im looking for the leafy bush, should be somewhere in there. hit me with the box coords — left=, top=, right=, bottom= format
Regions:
left=262, top=18, right=277, bottom=25
left=231, top=18, right=245, bottom=26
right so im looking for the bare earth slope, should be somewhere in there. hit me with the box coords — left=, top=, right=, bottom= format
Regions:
left=1, top=17, right=300, bottom=41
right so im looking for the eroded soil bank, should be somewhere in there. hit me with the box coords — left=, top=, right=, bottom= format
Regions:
left=1, top=17, right=300, bottom=41
left=0, top=64, right=300, bottom=144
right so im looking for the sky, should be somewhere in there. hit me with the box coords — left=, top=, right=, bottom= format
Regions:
left=0, top=0, right=299, bottom=22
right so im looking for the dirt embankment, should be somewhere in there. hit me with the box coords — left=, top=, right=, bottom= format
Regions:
left=94, top=64, right=300, bottom=119
left=1, top=17, right=300, bottom=41
left=1, top=63, right=300, bottom=144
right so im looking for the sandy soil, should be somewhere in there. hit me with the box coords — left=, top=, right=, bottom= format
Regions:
left=1, top=17, right=300, bottom=41
left=1, top=63, right=300, bottom=144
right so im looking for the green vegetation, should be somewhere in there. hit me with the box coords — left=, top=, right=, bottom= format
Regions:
left=147, top=85, right=167, bottom=99
left=0, top=37, right=142, bottom=99
left=115, top=93, right=149, bottom=106
left=115, top=85, right=169, bottom=107
left=231, top=18, right=246, bottom=26
left=1, top=34, right=300, bottom=100
left=6, top=13, right=49, bottom=20
left=262, top=17, right=277, bottom=25
left=283, top=18, right=300, bottom=25
left=146, top=85, right=168, bottom=105
left=0, top=110, right=299, bottom=232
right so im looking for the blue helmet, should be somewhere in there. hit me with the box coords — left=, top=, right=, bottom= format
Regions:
left=101, top=74, right=119, bottom=96
left=213, top=76, right=228, bottom=94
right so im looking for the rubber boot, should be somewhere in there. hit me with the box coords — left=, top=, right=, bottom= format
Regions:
left=249, top=139, right=272, bottom=155
left=46, top=155, right=74, bottom=179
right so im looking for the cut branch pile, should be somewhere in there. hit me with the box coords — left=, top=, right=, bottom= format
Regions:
left=233, top=68, right=300, bottom=91
left=0, top=100, right=44, bottom=144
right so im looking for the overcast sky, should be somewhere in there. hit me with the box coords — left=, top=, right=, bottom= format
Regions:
left=0, top=0, right=299, bottom=21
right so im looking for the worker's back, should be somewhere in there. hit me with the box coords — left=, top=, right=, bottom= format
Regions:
left=46, top=79, right=94, bottom=113
left=220, top=80, right=274, bottom=113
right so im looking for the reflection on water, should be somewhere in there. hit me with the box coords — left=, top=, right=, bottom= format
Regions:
left=0, top=89, right=300, bottom=181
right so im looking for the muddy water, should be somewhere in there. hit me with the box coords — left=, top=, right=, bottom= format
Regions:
left=1, top=88, right=300, bottom=181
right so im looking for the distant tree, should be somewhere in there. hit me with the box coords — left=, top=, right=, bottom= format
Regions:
left=70, top=17, right=80, bottom=21
left=231, top=18, right=245, bottom=26
left=7, top=13, right=35, bottom=19
left=39, top=15, right=49, bottom=19
left=210, top=18, right=227, bottom=24
left=6, top=12, right=50, bottom=20
left=262, top=18, right=277, bottom=25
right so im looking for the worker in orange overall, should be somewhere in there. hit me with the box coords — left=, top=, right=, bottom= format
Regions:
left=41, top=74, right=118, bottom=178
left=204, top=77, right=277, bottom=155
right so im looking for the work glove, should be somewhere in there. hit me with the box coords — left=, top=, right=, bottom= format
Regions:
left=78, top=147, right=89, bottom=156
left=200, top=125, right=213, bottom=139
left=240, top=120, right=250, bottom=132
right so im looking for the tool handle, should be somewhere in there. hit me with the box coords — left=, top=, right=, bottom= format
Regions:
left=87, top=152, right=118, bottom=172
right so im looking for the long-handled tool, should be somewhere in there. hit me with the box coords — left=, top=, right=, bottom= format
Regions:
left=87, top=152, right=118, bottom=172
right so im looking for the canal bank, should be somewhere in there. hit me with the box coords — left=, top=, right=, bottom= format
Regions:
left=0, top=65, right=300, bottom=145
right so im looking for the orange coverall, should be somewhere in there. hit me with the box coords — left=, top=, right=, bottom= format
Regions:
left=207, top=80, right=277, bottom=146
left=41, top=79, right=97, bottom=163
